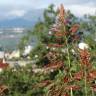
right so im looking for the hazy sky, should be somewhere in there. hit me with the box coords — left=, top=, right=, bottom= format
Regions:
left=0, top=0, right=96, bottom=19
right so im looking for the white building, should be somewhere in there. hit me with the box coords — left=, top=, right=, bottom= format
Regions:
left=0, top=51, right=4, bottom=59
left=8, top=50, right=20, bottom=59
left=23, top=45, right=33, bottom=56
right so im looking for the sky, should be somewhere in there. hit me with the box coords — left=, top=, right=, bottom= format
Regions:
left=0, top=0, right=96, bottom=19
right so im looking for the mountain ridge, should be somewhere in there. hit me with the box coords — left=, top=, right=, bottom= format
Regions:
left=0, top=9, right=44, bottom=28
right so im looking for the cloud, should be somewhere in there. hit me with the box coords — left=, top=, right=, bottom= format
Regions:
left=65, top=4, right=96, bottom=17
left=0, top=0, right=96, bottom=9
left=0, top=0, right=95, bottom=19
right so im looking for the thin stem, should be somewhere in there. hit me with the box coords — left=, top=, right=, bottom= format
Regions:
left=92, top=89, right=95, bottom=96
left=65, top=37, right=71, bottom=68
left=84, top=67, right=87, bottom=96
left=70, top=88, right=73, bottom=96
left=63, top=24, right=72, bottom=78
left=62, top=17, right=73, bottom=96
left=65, top=36, right=72, bottom=78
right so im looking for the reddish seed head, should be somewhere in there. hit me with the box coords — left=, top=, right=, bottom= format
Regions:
left=55, top=32, right=64, bottom=37
left=91, top=84, right=96, bottom=92
left=73, top=71, right=83, bottom=81
left=69, top=24, right=79, bottom=33
left=79, top=49, right=91, bottom=66
left=0, top=85, right=8, bottom=95
left=65, top=85, right=80, bottom=91
left=45, top=61, right=63, bottom=71
left=63, top=76, right=69, bottom=83
left=58, top=4, right=65, bottom=22
left=72, top=35, right=80, bottom=42
left=63, top=93, right=69, bottom=96
left=48, top=44, right=63, bottom=48
left=88, top=70, right=96, bottom=80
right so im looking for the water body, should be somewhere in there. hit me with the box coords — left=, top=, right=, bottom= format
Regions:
left=0, top=28, right=28, bottom=51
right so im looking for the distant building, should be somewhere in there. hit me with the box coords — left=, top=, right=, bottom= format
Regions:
left=23, top=45, right=33, bottom=56
left=8, top=50, right=20, bottom=59
left=0, top=47, right=5, bottom=59
left=13, top=27, right=24, bottom=33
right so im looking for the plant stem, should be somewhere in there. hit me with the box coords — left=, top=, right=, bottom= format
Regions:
left=92, top=89, right=95, bottom=96
left=66, top=37, right=71, bottom=68
left=63, top=24, right=72, bottom=78
left=65, top=36, right=72, bottom=78
left=70, top=88, right=73, bottom=96
left=84, top=67, right=87, bottom=96
left=62, top=15, right=73, bottom=96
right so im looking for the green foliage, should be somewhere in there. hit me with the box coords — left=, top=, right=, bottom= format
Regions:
left=2, top=4, right=96, bottom=96
left=80, top=14, right=96, bottom=38
left=0, top=67, right=50, bottom=96
left=43, top=4, right=57, bottom=27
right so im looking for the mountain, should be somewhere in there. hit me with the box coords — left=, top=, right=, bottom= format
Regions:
left=23, top=9, right=44, bottom=21
left=0, top=9, right=44, bottom=28
left=0, top=18, right=34, bottom=28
